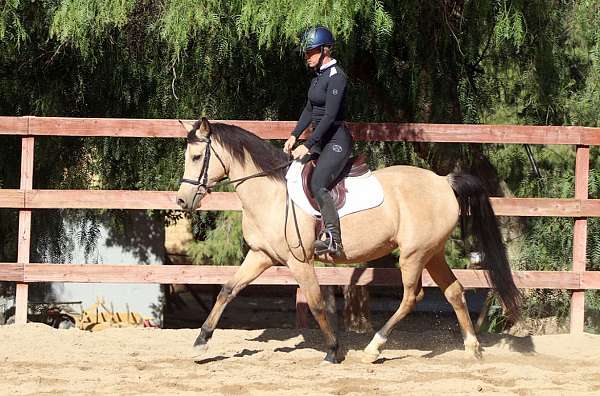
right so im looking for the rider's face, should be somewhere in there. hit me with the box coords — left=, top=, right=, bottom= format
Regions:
left=304, top=47, right=322, bottom=68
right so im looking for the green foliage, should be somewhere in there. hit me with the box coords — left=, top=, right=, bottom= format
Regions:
left=566, top=1, right=600, bottom=126
left=480, top=300, right=511, bottom=333
left=89, top=137, right=184, bottom=190
left=160, top=0, right=224, bottom=62
left=586, top=290, right=600, bottom=333
left=493, top=4, right=525, bottom=50
left=186, top=211, right=246, bottom=265
left=50, top=0, right=137, bottom=58
left=0, top=0, right=27, bottom=46
left=236, top=0, right=392, bottom=48
left=185, top=184, right=246, bottom=266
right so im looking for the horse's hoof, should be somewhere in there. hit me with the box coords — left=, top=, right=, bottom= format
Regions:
left=192, top=327, right=213, bottom=355
left=193, top=342, right=209, bottom=356
left=363, top=332, right=386, bottom=363
left=361, top=351, right=380, bottom=364
left=323, top=352, right=341, bottom=364
left=465, top=344, right=483, bottom=360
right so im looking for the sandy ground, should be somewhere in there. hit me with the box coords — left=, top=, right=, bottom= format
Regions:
left=1, top=323, right=599, bottom=396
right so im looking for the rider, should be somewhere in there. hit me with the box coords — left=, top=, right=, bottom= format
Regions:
left=283, top=26, right=352, bottom=257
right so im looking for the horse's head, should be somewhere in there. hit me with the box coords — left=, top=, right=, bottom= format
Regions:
left=176, top=117, right=228, bottom=211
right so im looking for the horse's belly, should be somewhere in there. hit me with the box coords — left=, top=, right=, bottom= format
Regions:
left=325, top=203, right=398, bottom=264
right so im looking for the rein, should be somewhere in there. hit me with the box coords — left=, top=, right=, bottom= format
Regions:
left=209, top=159, right=294, bottom=191
left=285, top=188, right=308, bottom=262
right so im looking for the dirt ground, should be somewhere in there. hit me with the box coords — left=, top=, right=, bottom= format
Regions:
left=1, top=323, right=600, bottom=396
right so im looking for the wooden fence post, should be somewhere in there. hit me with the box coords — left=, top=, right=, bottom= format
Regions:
left=571, top=145, right=589, bottom=333
left=15, top=136, right=34, bottom=324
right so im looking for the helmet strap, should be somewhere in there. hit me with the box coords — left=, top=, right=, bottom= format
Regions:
left=314, top=46, right=326, bottom=72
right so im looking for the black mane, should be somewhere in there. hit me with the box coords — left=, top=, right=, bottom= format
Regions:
left=188, top=122, right=289, bottom=183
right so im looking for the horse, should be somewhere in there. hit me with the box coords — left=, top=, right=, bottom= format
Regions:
left=176, top=117, right=521, bottom=364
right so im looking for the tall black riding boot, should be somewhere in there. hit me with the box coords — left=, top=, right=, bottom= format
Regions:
left=314, top=188, right=344, bottom=257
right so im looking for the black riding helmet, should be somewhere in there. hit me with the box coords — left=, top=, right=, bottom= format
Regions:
left=300, top=27, right=335, bottom=71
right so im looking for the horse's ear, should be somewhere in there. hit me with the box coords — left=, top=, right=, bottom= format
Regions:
left=195, top=117, right=211, bottom=137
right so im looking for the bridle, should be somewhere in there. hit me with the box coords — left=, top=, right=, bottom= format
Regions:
left=179, top=123, right=293, bottom=202
left=179, top=126, right=232, bottom=211
left=179, top=129, right=226, bottom=190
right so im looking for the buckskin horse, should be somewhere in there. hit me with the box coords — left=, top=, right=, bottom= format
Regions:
left=176, top=118, right=520, bottom=364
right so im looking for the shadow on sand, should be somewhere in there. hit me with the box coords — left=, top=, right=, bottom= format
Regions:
left=246, top=326, right=535, bottom=362
left=194, top=348, right=261, bottom=365
left=191, top=321, right=535, bottom=365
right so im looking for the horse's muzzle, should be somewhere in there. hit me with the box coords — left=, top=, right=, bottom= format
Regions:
left=176, top=185, right=207, bottom=212
left=189, top=186, right=208, bottom=211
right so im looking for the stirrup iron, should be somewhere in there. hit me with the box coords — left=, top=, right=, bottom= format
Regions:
left=314, top=229, right=343, bottom=257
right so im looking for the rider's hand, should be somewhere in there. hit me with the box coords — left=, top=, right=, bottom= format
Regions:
left=283, top=135, right=297, bottom=154
left=292, top=144, right=310, bottom=160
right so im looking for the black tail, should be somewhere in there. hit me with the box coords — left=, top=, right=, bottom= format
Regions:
left=449, top=173, right=521, bottom=319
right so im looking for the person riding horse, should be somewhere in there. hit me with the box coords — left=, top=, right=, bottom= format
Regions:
left=283, top=26, right=352, bottom=257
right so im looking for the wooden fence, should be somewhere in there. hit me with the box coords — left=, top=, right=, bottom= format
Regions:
left=1, top=116, right=600, bottom=332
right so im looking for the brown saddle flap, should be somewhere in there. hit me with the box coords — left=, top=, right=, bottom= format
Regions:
left=300, top=154, right=370, bottom=212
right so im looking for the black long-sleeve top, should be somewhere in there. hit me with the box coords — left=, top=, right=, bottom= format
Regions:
left=292, top=60, right=347, bottom=149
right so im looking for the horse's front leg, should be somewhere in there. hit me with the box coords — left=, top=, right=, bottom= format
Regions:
left=194, top=250, right=274, bottom=353
left=288, top=259, right=342, bottom=364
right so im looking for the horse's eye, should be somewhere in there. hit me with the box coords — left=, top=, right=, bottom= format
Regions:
left=192, top=155, right=202, bottom=161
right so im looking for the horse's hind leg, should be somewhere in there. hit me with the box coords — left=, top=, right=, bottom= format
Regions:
left=427, top=251, right=482, bottom=358
left=193, top=250, right=274, bottom=354
left=363, top=251, right=423, bottom=363
left=287, top=259, right=342, bottom=364
left=415, top=275, right=425, bottom=302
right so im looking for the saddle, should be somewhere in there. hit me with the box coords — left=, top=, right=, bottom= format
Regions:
left=301, top=154, right=370, bottom=212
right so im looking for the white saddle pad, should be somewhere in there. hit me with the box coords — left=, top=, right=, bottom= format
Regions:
left=285, top=160, right=384, bottom=218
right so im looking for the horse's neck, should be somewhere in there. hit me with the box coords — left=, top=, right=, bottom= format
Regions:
left=228, top=157, right=286, bottom=214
